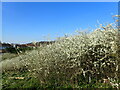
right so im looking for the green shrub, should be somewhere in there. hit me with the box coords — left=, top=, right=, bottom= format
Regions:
left=5, top=47, right=17, bottom=53
left=5, top=47, right=33, bottom=54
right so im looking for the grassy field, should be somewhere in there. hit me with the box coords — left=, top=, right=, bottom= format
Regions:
left=1, top=24, right=120, bottom=89
left=2, top=70, right=115, bottom=89
left=1, top=53, right=19, bottom=61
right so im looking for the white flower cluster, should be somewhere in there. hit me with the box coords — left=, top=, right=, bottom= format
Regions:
left=23, top=23, right=119, bottom=86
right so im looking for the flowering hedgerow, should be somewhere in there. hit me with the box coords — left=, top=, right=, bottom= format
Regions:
left=2, top=23, right=119, bottom=88
left=22, top=23, right=119, bottom=87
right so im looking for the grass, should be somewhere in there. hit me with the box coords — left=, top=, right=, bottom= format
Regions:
left=2, top=70, right=116, bottom=89
left=2, top=70, right=41, bottom=89
left=1, top=53, right=19, bottom=61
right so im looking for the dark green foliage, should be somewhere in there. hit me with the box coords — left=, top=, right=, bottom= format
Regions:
left=5, top=47, right=17, bottom=53
left=5, top=47, right=33, bottom=54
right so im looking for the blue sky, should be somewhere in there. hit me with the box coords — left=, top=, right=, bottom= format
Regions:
left=2, top=2, right=118, bottom=44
